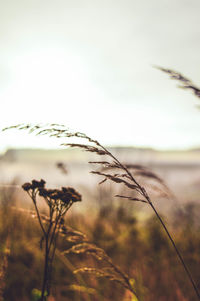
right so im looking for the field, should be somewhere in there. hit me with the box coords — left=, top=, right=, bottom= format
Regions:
left=1, top=1, right=200, bottom=299
left=0, top=144, right=200, bottom=300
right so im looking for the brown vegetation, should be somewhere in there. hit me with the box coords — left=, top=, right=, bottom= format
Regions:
left=1, top=67, right=200, bottom=300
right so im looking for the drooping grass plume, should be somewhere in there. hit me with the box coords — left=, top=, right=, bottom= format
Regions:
left=4, top=123, right=200, bottom=300
left=64, top=242, right=139, bottom=298
left=155, top=66, right=200, bottom=99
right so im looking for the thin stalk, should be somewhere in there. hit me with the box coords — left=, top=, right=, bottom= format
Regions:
left=48, top=211, right=59, bottom=250
left=30, top=192, right=46, bottom=236
left=50, top=222, right=61, bottom=263
left=107, top=259, right=138, bottom=298
left=99, top=143, right=200, bottom=300
left=47, top=216, right=60, bottom=294
left=40, top=207, right=54, bottom=299
left=149, top=199, right=200, bottom=299
left=41, top=237, right=49, bottom=300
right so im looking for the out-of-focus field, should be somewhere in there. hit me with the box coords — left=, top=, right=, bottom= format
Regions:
left=0, top=147, right=200, bottom=300
left=1, top=147, right=200, bottom=207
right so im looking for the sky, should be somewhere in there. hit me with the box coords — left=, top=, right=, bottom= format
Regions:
left=1, top=0, right=200, bottom=152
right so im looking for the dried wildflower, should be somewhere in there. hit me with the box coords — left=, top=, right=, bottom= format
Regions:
left=22, top=182, right=32, bottom=191
left=22, top=179, right=46, bottom=192
left=38, top=187, right=49, bottom=197
left=22, top=180, right=81, bottom=207
left=31, top=179, right=46, bottom=189
left=22, top=179, right=82, bottom=300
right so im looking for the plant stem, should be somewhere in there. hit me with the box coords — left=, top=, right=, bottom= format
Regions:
left=41, top=236, right=49, bottom=301
left=40, top=209, right=53, bottom=300
left=100, top=143, right=200, bottom=299
left=148, top=199, right=200, bottom=299
left=31, top=192, right=46, bottom=236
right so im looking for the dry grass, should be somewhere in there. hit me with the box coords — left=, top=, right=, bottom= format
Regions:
left=156, top=66, right=200, bottom=99
left=2, top=72, right=200, bottom=300
left=1, top=192, right=200, bottom=300
left=2, top=123, right=200, bottom=300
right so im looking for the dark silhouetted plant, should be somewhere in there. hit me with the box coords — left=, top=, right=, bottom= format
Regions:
left=156, top=66, right=200, bottom=99
left=22, top=179, right=81, bottom=301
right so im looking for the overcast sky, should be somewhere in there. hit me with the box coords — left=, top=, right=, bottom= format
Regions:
left=1, top=0, right=200, bottom=152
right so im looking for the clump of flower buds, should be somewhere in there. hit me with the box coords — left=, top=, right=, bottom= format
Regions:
left=22, top=179, right=81, bottom=205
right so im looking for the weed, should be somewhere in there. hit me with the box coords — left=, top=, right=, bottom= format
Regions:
left=22, top=179, right=81, bottom=300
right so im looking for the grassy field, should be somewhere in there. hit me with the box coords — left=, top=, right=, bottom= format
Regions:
left=1, top=187, right=200, bottom=300
left=0, top=140, right=200, bottom=300
left=0, top=123, right=200, bottom=300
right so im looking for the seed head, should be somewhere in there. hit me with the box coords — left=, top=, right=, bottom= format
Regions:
left=60, top=187, right=82, bottom=204
left=22, top=179, right=46, bottom=192
left=31, top=179, right=46, bottom=189
left=22, top=179, right=81, bottom=206
left=22, top=182, right=32, bottom=191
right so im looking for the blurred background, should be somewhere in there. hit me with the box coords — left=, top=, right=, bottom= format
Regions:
left=1, top=0, right=200, bottom=150
left=1, top=1, right=200, bottom=300
left=1, top=0, right=200, bottom=209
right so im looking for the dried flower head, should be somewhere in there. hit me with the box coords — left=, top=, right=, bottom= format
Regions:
left=22, top=179, right=81, bottom=206
left=22, top=182, right=33, bottom=191
left=22, top=179, right=46, bottom=191
left=21, top=178, right=82, bottom=299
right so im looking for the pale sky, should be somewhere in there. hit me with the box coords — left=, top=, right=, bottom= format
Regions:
left=1, top=0, right=200, bottom=152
